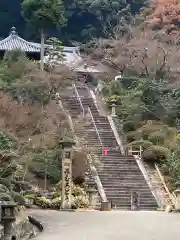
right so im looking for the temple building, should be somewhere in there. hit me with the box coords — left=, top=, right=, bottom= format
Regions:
left=0, top=27, right=101, bottom=74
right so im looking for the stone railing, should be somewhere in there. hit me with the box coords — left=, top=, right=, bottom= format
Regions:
left=134, top=155, right=162, bottom=207
left=87, top=155, right=107, bottom=203
left=88, top=107, right=103, bottom=148
left=134, top=154, right=176, bottom=208
left=72, top=83, right=85, bottom=116
left=107, top=115, right=125, bottom=154
left=155, top=164, right=177, bottom=206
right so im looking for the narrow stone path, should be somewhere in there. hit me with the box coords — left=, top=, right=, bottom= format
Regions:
left=28, top=209, right=180, bottom=240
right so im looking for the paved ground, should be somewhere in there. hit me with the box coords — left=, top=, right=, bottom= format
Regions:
left=28, top=209, right=180, bottom=240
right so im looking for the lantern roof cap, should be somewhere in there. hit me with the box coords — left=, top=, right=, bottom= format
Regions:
left=59, top=137, right=76, bottom=149
left=0, top=200, right=17, bottom=207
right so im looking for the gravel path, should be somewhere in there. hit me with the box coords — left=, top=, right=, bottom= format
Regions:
left=28, top=209, right=180, bottom=240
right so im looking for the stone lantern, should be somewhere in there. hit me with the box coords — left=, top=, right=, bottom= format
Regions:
left=59, top=138, right=76, bottom=210
left=87, top=187, right=98, bottom=209
left=109, top=98, right=118, bottom=116
left=0, top=200, right=17, bottom=240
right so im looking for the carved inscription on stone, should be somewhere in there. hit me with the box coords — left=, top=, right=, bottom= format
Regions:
left=62, top=159, right=72, bottom=208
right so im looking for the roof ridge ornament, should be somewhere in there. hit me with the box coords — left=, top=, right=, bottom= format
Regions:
left=10, top=27, right=18, bottom=37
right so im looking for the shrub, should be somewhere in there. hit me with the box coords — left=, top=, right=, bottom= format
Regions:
left=50, top=197, right=61, bottom=209
left=161, top=151, right=180, bottom=184
left=34, top=197, right=51, bottom=209
left=24, top=194, right=36, bottom=200
left=142, top=145, right=170, bottom=163
left=0, top=131, right=17, bottom=151
left=72, top=185, right=87, bottom=197
left=73, top=195, right=89, bottom=209
left=0, top=193, right=13, bottom=201
left=148, top=131, right=166, bottom=145
left=51, top=192, right=61, bottom=199
left=0, top=184, right=10, bottom=193
left=0, top=178, right=12, bottom=190
left=123, top=121, right=136, bottom=132
left=53, top=181, right=62, bottom=192
left=10, top=191, right=25, bottom=205
left=126, top=140, right=153, bottom=150
left=126, top=132, right=136, bottom=142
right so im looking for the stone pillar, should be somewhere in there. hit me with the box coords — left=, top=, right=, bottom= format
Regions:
left=61, top=158, right=72, bottom=209
left=60, top=138, right=75, bottom=210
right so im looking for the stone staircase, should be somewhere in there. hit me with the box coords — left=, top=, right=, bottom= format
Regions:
left=61, top=85, right=158, bottom=210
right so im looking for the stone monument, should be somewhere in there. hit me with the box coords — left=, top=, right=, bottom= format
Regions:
left=60, top=138, right=75, bottom=210
left=109, top=98, right=118, bottom=116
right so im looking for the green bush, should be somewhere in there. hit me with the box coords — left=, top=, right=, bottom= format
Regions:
left=161, top=151, right=180, bottom=184
left=24, top=194, right=36, bottom=200
left=126, top=140, right=153, bottom=150
left=0, top=131, right=17, bottom=150
left=142, top=145, right=170, bottom=163
left=123, top=121, right=137, bottom=132
left=148, top=131, right=166, bottom=145
left=0, top=193, right=13, bottom=201
left=0, top=184, right=10, bottom=193
left=34, top=197, right=51, bottom=209
left=72, top=195, right=89, bottom=209
left=10, top=191, right=25, bottom=205
left=0, top=178, right=12, bottom=190
left=72, top=185, right=87, bottom=197
left=126, top=132, right=136, bottom=142
left=50, top=197, right=61, bottom=209
left=51, top=191, right=61, bottom=199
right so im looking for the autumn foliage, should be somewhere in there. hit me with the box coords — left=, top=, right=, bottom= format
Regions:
left=147, top=0, right=180, bottom=32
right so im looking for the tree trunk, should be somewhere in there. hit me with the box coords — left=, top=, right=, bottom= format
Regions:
left=40, top=28, right=45, bottom=71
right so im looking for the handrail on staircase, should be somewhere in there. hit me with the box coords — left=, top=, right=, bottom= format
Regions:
left=155, top=163, right=176, bottom=205
left=88, top=107, right=103, bottom=148
left=72, top=83, right=85, bottom=116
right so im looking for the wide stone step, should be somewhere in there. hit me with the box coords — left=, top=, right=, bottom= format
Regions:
left=106, top=191, right=155, bottom=197
left=103, top=184, right=151, bottom=190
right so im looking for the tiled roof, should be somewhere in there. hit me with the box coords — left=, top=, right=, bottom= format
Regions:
left=0, top=27, right=41, bottom=52
left=0, top=27, right=101, bottom=72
